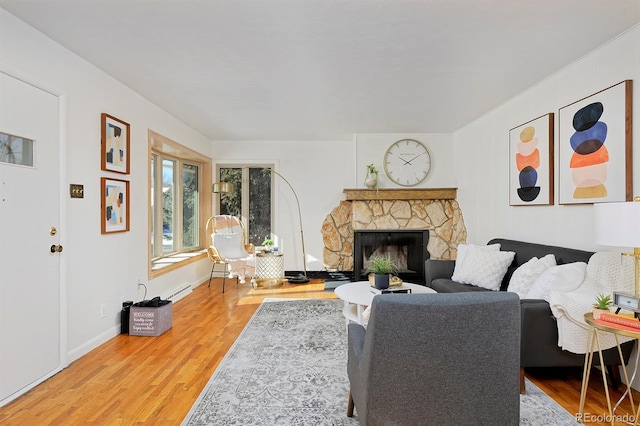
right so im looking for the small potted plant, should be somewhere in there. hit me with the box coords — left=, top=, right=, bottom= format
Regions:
left=262, top=237, right=274, bottom=253
left=366, top=255, right=398, bottom=290
left=364, top=164, right=378, bottom=189
left=593, top=293, right=613, bottom=320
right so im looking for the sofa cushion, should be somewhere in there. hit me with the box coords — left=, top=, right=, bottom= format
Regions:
left=451, top=243, right=500, bottom=282
left=452, top=245, right=516, bottom=291
left=507, top=254, right=557, bottom=298
left=525, top=262, right=587, bottom=301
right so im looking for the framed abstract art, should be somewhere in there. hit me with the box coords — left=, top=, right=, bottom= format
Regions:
left=101, top=113, right=130, bottom=174
left=101, top=177, right=130, bottom=234
left=558, top=80, right=632, bottom=204
left=509, top=113, right=554, bottom=206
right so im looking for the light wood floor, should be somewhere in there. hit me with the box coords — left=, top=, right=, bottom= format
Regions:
left=0, top=278, right=638, bottom=425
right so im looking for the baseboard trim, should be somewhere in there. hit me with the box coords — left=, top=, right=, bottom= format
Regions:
left=68, top=325, right=120, bottom=363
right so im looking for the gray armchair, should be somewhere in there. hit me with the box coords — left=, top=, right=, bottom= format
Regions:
left=347, top=292, right=521, bottom=425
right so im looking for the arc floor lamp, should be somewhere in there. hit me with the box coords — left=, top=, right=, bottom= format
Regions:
left=214, top=168, right=309, bottom=284
left=263, top=168, right=309, bottom=284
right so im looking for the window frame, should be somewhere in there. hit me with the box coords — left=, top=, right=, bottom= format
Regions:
left=215, top=163, right=274, bottom=247
left=148, top=130, right=212, bottom=279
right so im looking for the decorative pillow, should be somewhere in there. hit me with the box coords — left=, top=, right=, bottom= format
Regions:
left=525, top=261, right=587, bottom=301
left=213, top=232, right=247, bottom=259
left=453, top=245, right=516, bottom=291
left=452, top=243, right=501, bottom=282
left=507, top=254, right=557, bottom=298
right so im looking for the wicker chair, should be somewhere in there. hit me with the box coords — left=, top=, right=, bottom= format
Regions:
left=206, top=215, right=256, bottom=292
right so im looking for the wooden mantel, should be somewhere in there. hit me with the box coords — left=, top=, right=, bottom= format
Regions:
left=343, top=188, right=457, bottom=201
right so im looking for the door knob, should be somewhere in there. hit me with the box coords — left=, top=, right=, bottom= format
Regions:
left=50, top=244, right=63, bottom=253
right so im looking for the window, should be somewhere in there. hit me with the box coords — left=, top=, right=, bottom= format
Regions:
left=217, top=165, right=272, bottom=246
left=149, top=131, right=212, bottom=277
left=0, top=131, right=34, bottom=166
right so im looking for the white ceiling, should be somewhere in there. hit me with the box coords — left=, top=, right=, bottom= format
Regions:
left=2, top=0, right=640, bottom=141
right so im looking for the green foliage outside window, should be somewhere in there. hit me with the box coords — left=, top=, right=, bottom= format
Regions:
left=219, top=166, right=271, bottom=246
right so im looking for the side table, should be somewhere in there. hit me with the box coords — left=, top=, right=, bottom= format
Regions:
left=255, top=252, right=285, bottom=287
left=579, top=313, right=640, bottom=425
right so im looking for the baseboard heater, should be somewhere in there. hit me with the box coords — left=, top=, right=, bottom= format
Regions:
left=162, top=282, right=192, bottom=303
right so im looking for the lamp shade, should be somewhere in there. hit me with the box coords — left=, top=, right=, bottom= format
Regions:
left=594, top=201, right=640, bottom=248
left=212, top=182, right=235, bottom=193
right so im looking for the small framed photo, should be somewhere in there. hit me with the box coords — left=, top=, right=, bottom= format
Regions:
left=101, top=177, right=130, bottom=234
left=101, top=113, right=130, bottom=174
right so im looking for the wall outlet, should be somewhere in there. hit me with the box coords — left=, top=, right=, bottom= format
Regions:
left=101, top=303, right=107, bottom=318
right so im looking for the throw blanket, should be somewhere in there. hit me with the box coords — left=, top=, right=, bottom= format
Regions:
left=549, top=251, right=635, bottom=354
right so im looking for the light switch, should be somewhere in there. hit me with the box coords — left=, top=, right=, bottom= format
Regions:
left=70, top=184, right=84, bottom=198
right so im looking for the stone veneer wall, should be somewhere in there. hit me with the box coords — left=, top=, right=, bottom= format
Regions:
left=321, top=199, right=467, bottom=272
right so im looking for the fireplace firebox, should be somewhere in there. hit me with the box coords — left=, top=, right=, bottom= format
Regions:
left=353, top=229, right=430, bottom=284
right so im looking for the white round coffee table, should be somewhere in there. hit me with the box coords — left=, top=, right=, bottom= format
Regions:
left=334, top=281, right=436, bottom=325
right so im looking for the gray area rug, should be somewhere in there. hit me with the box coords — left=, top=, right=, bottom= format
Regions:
left=182, top=299, right=578, bottom=425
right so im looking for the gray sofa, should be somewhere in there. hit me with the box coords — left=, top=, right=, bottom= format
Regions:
left=424, top=238, right=635, bottom=392
left=347, top=292, right=521, bottom=425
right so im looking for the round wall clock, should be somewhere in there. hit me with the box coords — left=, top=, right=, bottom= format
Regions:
left=383, top=139, right=431, bottom=186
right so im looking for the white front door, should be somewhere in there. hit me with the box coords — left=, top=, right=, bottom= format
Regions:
left=0, top=72, right=61, bottom=404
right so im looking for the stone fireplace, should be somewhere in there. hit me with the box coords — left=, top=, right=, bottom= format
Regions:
left=321, top=188, right=467, bottom=279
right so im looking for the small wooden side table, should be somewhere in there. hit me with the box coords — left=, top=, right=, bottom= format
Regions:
left=579, top=313, right=640, bottom=425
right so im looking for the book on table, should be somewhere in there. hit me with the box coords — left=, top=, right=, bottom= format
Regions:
left=370, top=286, right=412, bottom=295
left=596, top=312, right=640, bottom=332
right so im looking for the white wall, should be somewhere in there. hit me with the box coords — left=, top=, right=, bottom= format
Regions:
left=355, top=134, right=456, bottom=189
left=1, top=9, right=213, bottom=362
left=212, top=140, right=354, bottom=271
left=454, top=25, right=640, bottom=389
left=454, top=25, right=640, bottom=251
left=212, top=134, right=457, bottom=272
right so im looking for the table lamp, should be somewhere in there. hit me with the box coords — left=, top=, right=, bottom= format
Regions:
left=594, top=198, right=640, bottom=313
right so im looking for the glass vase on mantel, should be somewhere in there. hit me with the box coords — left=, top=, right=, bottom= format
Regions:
left=364, top=165, right=378, bottom=189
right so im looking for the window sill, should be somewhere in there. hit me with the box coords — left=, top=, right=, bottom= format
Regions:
left=150, top=250, right=207, bottom=279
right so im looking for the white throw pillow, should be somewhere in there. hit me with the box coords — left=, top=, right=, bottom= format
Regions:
left=453, top=245, right=516, bottom=291
left=452, top=243, right=500, bottom=282
left=525, top=261, right=587, bottom=301
left=213, top=232, right=247, bottom=259
left=507, top=254, right=557, bottom=298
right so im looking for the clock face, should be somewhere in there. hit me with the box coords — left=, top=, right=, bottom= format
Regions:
left=383, top=139, right=431, bottom=186
left=614, top=292, right=640, bottom=313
